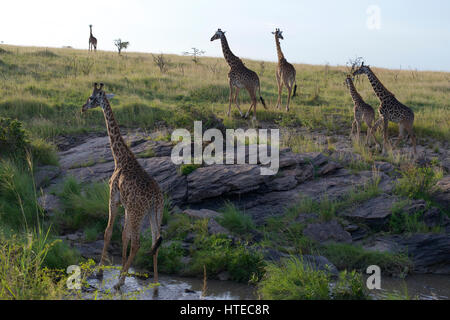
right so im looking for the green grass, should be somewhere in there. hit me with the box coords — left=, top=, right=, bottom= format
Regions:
left=217, top=202, right=255, bottom=234
left=0, top=45, right=448, bottom=143
left=320, top=243, right=412, bottom=277
left=258, top=256, right=368, bottom=300
left=394, top=164, right=443, bottom=200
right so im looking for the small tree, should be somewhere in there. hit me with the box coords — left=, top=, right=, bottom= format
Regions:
left=183, top=47, right=205, bottom=64
left=152, top=53, right=170, bottom=73
left=114, top=39, right=130, bottom=55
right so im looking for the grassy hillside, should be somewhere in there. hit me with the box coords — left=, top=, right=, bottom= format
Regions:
left=0, top=45, right=449, bottom=143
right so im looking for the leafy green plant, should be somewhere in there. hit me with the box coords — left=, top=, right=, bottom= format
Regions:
left=395, top=164, right=443, bottom=200
left=217, top=202, right=255, bottom=234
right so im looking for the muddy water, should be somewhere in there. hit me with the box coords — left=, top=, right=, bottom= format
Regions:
left=84, top=266, right=449, bottom=300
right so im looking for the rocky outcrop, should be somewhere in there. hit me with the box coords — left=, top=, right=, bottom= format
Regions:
left=303, top=219, right=352, bottom=244
left=433, top=176, right=450, bottom=209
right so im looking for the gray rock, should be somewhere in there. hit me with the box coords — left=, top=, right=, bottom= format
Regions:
left=300, top=255, right=339, bottom=277
left=207, top=219, right=230, bottom=235
left=303, top=219, right=352, bottom=244
left=38, top=194, right=62, bottom=214
left=433, top=176, right=450, bottom=209
left=34, top=166, right=61, bottom=188
left=394, top=234, right=450, bottom=275
left=342, top=195, right=399, bottom=230
left=187, top=164, right=270, bottom=203
left=183, top=209, right=222, bottom=219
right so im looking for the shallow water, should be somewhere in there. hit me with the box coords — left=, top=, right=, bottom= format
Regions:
left=371, top=274, right=450, bottom=300
left=85, top=267, right=257, bottom=300
left=84, top=266, right=449, bottom=300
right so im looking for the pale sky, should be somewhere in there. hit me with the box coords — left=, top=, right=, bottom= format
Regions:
left=1, top=0, right=449, bottom=71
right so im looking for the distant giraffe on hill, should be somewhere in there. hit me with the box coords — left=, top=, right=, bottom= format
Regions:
left=272, top=28, right=297, bottom=112
left=89, top=25, right=97, bottom=52
left=345, top=75, right=376, bottom=145
left=210, top=28, right=266, bottom=121
left=353, top=63, right=417, bottom=155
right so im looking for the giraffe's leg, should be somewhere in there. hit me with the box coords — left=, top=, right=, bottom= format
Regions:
left=98, top=182, right=120, bottom=277
left=234, top=88, right=244, bottom=117
left=393, top=123, right=405, bottom=149
left=276, top=76, right=283, bottom=109
left=121, top=214, right=131, bottom=269
left=356, top=120, right=361, bottom=141
left=149, top=207, right=162, bottom=284
left=351, top=119, right=357, bottom=137
left=371, top=118, right=383, bottom=149
left=404, top=123, right=417, bottom=155
left=382, top=118, right=390, bottom=154
left=285, top=84, right=292, bottom=112
left=228, top=81, right=234, bottom=117
left=116, top=222, right=140, bottom=289
left=245, top=90, right=258, bottom=120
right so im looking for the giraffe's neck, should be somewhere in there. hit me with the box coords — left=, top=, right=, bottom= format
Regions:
left=365, top=67, right=393, bottom=101
left=346, top=78, right=364, bottom=104
left=275, top=37, right=285, bottom=62
left=220, top=35, right=240, bottom=67
left=101, top=99, right=133, bottom=167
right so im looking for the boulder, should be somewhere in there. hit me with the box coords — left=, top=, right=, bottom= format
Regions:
left=342, top=195, right=398, bottom=230
left=207, top=219, right=230, bottom=236
left=38, top=193, right=62, bottom=214
left=34, top=166, right=61, bottom=188
left=183, top=209, right=222, bottom=219
left=432, top=176, right=450, bottom=209
left=303, top=219, right=352, bottom=244
left=187, top=164, right=270, bottom=203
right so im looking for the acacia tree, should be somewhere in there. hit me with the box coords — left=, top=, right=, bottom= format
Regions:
left=114, top=39, right=130, bottom=55
left=183, top=47, right=205, bottom=64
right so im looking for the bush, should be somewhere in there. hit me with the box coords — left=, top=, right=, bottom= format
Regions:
left=217, top=202, right=255, bottom=234
left=0, top=233, right=68, bottom=299
left=395, top=164, right=443, bottom=200
left=136, top=238, right=184, bottom=274
left=0, top=117, right=28, bottom=157
left=321, top=243, right=412, bottom=277
left=189, top=235, right=265, bottom=283
left=0, top=160, right=42, bottom=230
left=258, top=256, right=369, bottom=300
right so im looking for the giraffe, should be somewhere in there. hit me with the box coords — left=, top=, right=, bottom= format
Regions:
left=272, top=28, right=297, bottom=112
left=81, top=83, right=163, bottom=289
left=353, top=63, right=417, bottom=155
left=210, top=29, right=267, bottom=121
left=89, top=25, right=97, bottom=52
left=345, top=75, right=376, bottom=145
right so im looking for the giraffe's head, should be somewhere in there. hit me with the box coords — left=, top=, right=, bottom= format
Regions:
left=82, top=83, right=115, bottom=113
left=352, top=62, right=370, bottom=76
left=345, top=75, right=355, bottom=88
left=210, top=29, right=226, bottom=42
left=272, top=28, right=284, bottom=40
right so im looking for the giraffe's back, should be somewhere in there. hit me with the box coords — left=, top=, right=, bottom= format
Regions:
left=117, top=160, right=163, bottom=215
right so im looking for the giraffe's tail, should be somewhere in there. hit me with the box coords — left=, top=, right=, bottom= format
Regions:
left=149, top=236, right=163, bottom=255
left=258, top=84, right=267, bottom=109
left=292, top=84, right=298, bottom=97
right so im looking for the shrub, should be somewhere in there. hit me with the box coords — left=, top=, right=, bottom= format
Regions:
left=0, top=233, right=68, bottom=299
left=0, top=117, right=28, bottom=157
left=321, top=243, right=412, bottom=277
left=217, top=202, right=255, bottom=234
left=179, top=164, right=201, bottom=176
left=258, top=256, right=369, bottom=300
left=189, top=235, right=265, bottom=283
left=136, top=238, right=184, bottom=274
left=395, top=164, right=443, bottom=200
